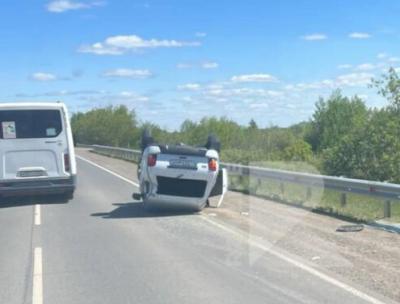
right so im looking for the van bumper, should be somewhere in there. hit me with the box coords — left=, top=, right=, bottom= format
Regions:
left=0, top=175, right=76, bottom=197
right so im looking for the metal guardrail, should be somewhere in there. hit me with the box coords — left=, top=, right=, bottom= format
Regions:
left=80, top=144, right=400, bottom=218
left=90, top=144, right=142, bottom=163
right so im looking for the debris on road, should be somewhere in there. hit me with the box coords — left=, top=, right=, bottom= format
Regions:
left=336, top=224, right=364, bottom=232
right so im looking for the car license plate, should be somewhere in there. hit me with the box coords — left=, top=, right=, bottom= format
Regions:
left=169, top=159, right=197, bottom=169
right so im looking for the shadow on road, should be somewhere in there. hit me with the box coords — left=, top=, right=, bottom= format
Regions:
left=91, top=201, right=198, bottom=219
left=0, top=194, right=69, bottom=208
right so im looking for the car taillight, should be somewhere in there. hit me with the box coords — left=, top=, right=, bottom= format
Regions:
left=147, top=154, right=157, bottom=167
left=64, top=153, right=70, bottom=172
left=208, top=158, right=217, bottom=171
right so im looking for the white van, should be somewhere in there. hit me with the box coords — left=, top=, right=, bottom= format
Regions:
left=0, top=102, right=76, bottom=200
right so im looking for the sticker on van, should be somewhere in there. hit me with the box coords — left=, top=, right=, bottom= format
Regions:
left=2, top=121, right=16, bottom=139
left=46, top=128, right=56, bottom=137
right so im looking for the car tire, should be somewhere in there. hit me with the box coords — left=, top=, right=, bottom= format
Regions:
left=205, top=134, right=221, bottom=152
left=141, top=129, right=154, bottom=151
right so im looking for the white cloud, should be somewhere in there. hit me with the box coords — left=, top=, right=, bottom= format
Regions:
left=266, top=90, right=284, bottom=97
left=182, top=96, right=194, bottom=102
left=177, top=83, right=201, bottom=91
left=177, top=61, right=218, bottom=69
left=46, top=0, right=105, bottom=13
left=231, top=74, right=277, bottom=83
left=301, top=34, right=327, bottom=41
left=200, top=86, right=284, bottom=100
left=234, top=88, right=282, bottom=97
left=195, top=32, right=207, bottom=37
left=79, top=34, right=201, bottom=55
left=16, top=89, right=105, bottom=98
left=337, top=64, right=352, bottom=69
left=388, top=57, right=400, bottom=62
left=102, top=68, right=152, bottom=79
left=201, top=62, right=219, bottom=69
left=249, top=103, right=270, bottom=109
left=79, top=42, right=123, bottom=55
left=118, top=91, right=149, bottom=101
left=30, top=72, right=57, bottom=81
left=355, top=63, right=375, bottom=71
left=207, top=84, right=224, bottom=90
left=377, top=52, right=388, bottom=59
left=286, top=72, right=374, bottom=91
left=348, top=32, right=371, bottom=39
left=81, top=90, right=149, bottom=105
left=336, top=72, right=374, bottom=86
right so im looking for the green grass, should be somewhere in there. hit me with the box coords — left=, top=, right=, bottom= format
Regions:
left=229, top=175, right=400, bottom=223
left=247, top=160, right=322, bottom=174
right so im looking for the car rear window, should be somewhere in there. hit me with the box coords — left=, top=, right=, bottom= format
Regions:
left=0, top=109, right=62, bottom=139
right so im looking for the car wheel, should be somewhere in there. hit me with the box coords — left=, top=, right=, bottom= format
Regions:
left=205, top=134, right=221, bottom=152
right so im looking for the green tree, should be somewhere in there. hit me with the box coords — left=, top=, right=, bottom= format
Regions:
left=322, top=109, right=400, bottom=182
left=71, top=105, right=138, bottom=147
left=322, top=68, right=400, bottom=182
left=307, top=90, right=368, bottom=152
left=283, top=140, right=313, bottom=162
left=371, top=67, right=400, bottom=112
left=248, top=118, right=258, bottom=129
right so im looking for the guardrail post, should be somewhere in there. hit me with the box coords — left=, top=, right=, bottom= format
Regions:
left=384, top=200, right=391, bottom=218
left=251, top=178, right=262, bottom=194
left=340, top=193, right=347, bottom=207
left=280, top=182, right=285, bottom=197
left=306, top=187, right=312, bottom=201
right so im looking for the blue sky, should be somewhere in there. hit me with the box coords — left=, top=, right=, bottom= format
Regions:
left=1, top=0, right=400, bottom=129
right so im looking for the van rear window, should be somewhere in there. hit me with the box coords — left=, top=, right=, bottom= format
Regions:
left=0, top=110, right=62, bottom=139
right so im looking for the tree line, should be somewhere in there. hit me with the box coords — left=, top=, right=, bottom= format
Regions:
left=71, top=68, right=400, bottom=183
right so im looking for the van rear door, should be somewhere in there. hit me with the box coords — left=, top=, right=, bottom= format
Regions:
left=0, top=109, right=69, bottom=180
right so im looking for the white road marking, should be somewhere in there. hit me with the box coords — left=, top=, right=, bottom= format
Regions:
left=200, top=216, right=387, bottom=304
left=32, top=247, right=43, bottom=304
left=76, top=155, right=139, bottom=187
left=76, top=153, right=388, bottom=304
left=34, top=204, right=41, bottom=226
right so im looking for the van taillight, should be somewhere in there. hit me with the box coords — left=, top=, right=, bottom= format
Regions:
left=147, top=154, right=157, bottom=167
left=64, top=153, right=70, bottom=172
left=208, top=158, right=217, bottom=171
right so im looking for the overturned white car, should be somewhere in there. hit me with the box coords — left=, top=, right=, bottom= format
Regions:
left=133, top=132, right=228, bottom=211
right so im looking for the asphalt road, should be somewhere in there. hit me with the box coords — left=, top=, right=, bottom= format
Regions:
left=0, top=155, right=397, bottom=304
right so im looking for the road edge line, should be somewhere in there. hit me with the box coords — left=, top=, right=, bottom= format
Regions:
left=76, top=155, right=140, bottom=187
left=32, top=247, right=43, bottom=304
left=200, top=216, right=387, bottom=304
left=34, top=204, right=41, bottom=226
